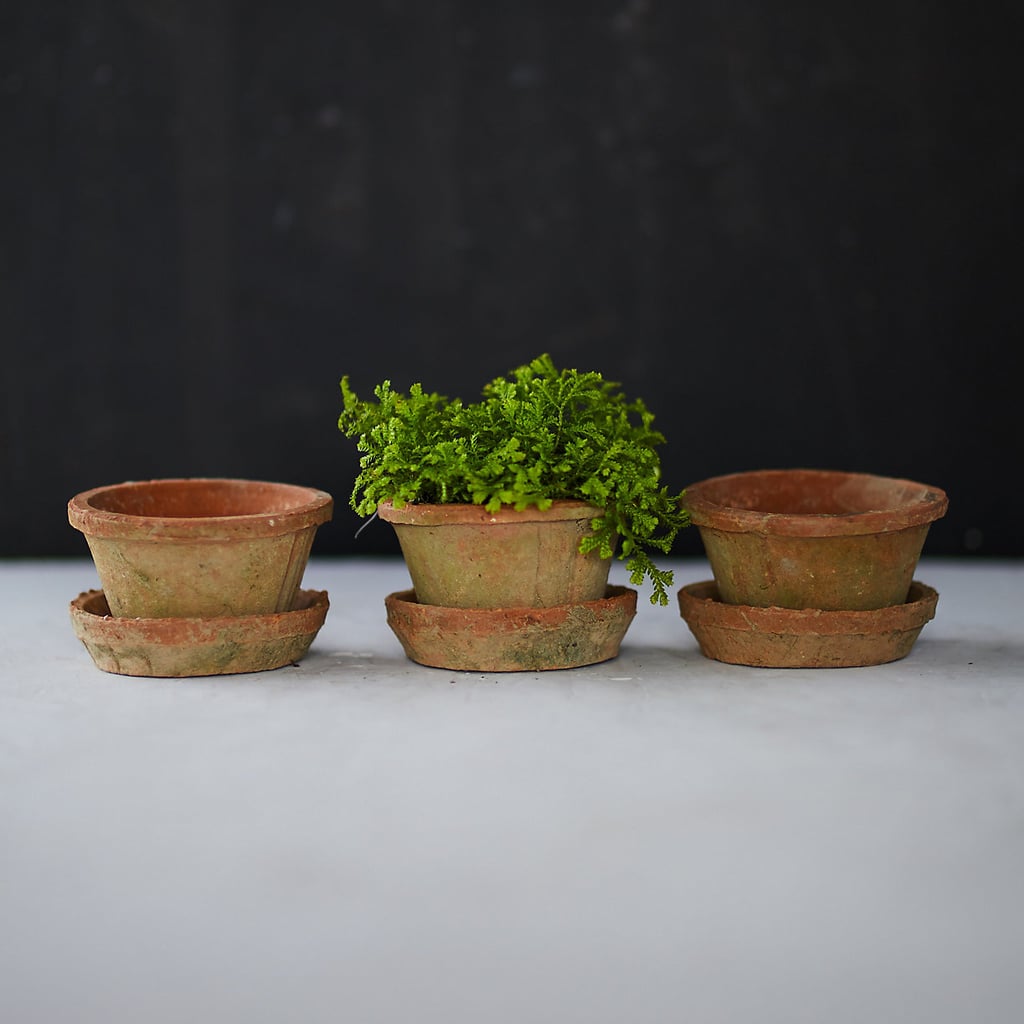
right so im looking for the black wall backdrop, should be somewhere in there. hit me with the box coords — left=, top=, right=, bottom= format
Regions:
left=2, top=1, right=1020, bottom=559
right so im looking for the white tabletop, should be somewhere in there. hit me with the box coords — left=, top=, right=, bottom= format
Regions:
left=2, top=557, right=1022, bottom=1024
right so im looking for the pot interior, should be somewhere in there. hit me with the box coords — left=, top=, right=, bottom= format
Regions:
left=85, top=479, right=319, bottom=519
left=695, top=470, right=936, bottom=516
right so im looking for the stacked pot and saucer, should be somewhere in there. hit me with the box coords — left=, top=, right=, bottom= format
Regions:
left=377, top=500, right=638, bottom=672
left=677, top=469, right=949, bottom=668
left=67, top=479, right=333, bottom=677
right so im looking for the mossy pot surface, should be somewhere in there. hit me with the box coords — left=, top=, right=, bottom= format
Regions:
left=68, top=478, right=333, bottom=618
left=684, top=469, right=948, bottom=611
left=70, top=588, right=329, bottom=677
left=376, top=499, right=611, bottom=609
left=678, top=580, right=938, bottom=668
left=385, top=585, right=637, bottom=671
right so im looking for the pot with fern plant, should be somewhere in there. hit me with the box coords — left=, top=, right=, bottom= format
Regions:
left=337, top=354, right=690, bottom=671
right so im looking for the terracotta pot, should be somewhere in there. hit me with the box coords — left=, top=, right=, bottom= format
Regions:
left=376, top=499, right=611, bottom=609
left=70, top=588, right=329, bottom=677
left=684, top=469, right=948, bottom=611
left=678, top=579, right=938, bottom=668
left=385, top=585, right=637, bottom=671
left=68, top=478, right=333, bottom=618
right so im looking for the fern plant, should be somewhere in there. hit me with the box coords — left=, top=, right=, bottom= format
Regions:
left=338, top=353, right=689, bottom=605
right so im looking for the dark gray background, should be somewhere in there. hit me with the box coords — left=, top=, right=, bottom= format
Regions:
left=3, top=1, right=1020, bottom=559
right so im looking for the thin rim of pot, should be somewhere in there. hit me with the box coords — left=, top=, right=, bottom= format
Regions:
left=683, top=468, right=948, bottom=538
left=68, top=478, right=334, bottom=540
left=375, top=498, right=604, bottom=527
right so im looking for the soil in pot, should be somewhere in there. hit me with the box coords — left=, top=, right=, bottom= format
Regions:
left=684, top=469, right=948, bottom=611
left=68, top=478, right=333, bottom=618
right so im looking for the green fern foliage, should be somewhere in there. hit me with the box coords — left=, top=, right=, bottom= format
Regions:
left=338, top=354, right=690, bottom=604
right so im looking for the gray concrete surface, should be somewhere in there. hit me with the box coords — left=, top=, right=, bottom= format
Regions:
left=2, top=557, right=1022, bottom=1024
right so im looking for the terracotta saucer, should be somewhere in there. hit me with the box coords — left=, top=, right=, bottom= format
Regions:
left=678, top=580, right=938, bottom=668
left=70, top=588, right=329, bottom=677
left=384, top=586, right=638, bottom=672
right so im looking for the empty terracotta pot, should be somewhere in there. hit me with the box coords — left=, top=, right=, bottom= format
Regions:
left=684, top=469, right=948, bottom=610
left=376, top=499, right=611, bottom=608
left=69, top=478, right=333, bottom=618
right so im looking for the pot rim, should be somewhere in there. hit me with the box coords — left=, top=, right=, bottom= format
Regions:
left=375, top=498, right=604, bottom=527
left=68, top=478, right=334, bottom=540
left=683, top=468, right=948, bottom=537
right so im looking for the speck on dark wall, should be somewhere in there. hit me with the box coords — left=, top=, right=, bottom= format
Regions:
left=1, top=0, right=1020, bottom=557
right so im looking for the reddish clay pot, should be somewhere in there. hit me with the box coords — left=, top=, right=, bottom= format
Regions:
left=376, top=499, right=611, bottom=609
left=678, top=579, right=938, bottom=668
left=385, top=585, right=637, bottom=671
left=684, top=469, right=948, bottom=611
left=70, top=588, right=329, bottom=677
left=69, top=479, right=333, bottom=618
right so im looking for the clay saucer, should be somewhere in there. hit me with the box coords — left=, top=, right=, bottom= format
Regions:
left=384, top=586, right=637, bottom=672
left=678, top=580, right=938, bottom=668
left=70, top=589, right=329, bottom=677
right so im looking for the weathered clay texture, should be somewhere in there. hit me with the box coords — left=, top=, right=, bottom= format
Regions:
left=377, top=499, right=612, bottom=609
left=678, top=579, right=938, bottom=668
left=68, top=478, right=333, bottom=618
left=70, top=588, right=329, bottom=677
left=384, top=585, right=637, bottom=671
left=684, top=469, right=948, bottom=610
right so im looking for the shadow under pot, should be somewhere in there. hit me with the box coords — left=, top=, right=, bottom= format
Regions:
left=68, top=478, right=334, bottom=618
left=683, top=469, right=948, bottom=611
